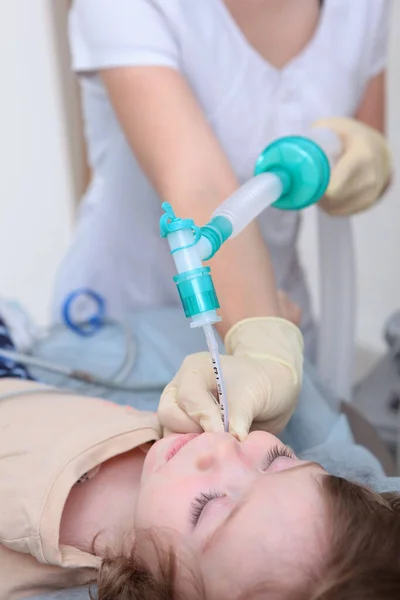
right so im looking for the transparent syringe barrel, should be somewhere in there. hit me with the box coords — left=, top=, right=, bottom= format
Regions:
left=211, top=173, right=283, bottom=239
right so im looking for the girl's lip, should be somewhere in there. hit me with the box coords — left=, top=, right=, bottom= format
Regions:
left=165, top=433, right=200, bottom=462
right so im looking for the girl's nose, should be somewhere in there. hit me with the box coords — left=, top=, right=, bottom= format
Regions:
left=195, top=434, right=241, bottom=472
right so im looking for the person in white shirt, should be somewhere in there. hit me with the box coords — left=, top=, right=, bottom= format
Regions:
left=53, top=0, right=391, bottom=430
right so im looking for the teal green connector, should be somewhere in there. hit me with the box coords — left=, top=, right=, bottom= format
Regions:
left=174, top=267, right=220, bottom=318
left=255, top=136, right=331, bottom=211
left=160, top=203, right=221, bottom=322
left=200, top=216, right=233, bottom=260
left=160, top=202, right=201, bottom=251
left=160, top=135, right=331, bottom=323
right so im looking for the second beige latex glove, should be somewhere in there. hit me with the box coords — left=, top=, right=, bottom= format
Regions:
left=157, top=317, right=303, bottom=441
left=313, top=117, right=392, bottom=216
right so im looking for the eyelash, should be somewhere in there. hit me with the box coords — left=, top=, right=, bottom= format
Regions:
left=189, top=445, right=293, bottom=526
left=190, top=491, right=222, bottom=526
left=261, top=444, right=294, bottom=471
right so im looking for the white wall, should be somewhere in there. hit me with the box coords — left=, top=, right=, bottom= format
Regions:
left=0, top=0, right=399, bottom=355
left=0, top=0, right=75, bottom=325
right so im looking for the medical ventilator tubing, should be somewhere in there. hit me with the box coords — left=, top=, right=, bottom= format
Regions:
left=161, top=128, right=356, bottom=432
left=160, top=133, right=334, bottom=329
left=0, top=132, right=354, bottom=411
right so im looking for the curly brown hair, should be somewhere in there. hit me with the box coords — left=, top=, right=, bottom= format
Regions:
left=95, top=475, right=400, bottom=600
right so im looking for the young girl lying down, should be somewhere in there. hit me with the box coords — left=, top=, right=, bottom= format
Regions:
left=0, top=308, right=400, bottom=600
left=0, top=379, right=400, bottom=599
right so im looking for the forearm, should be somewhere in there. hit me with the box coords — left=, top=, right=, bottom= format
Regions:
left=102, top=66, right=281, bottom=336
left=156, top=168, right=281, bottom=337
left=149, top=155, right=281, bottom=337
left=207, top=223, right=280, bottom=338
left=158, top=165, right=281, bottom=337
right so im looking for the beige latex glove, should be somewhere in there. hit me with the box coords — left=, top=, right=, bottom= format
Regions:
left=157, top=317, right=303, bottom=441
left=313, top=117, right=392, bottom=216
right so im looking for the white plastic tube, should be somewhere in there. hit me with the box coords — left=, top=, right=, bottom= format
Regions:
left=316, top=211, right=355, bottom=400
left=309, top=128, right=356, bottom=401
left=166, top=229, right=204, bottom=273
left=203, top=323, right=229, bottom=432
left=207, top=127, right=355, bottom=399
left=308, top=128, right=342, bottom=167
left=211, top=173, right=284, bottom=238
left=212, top=127, right=355, bottom=400
left=166, top=228, right=220, bottom=328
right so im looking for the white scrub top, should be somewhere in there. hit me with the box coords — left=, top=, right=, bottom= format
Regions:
left=53, top=0, right=390, bottom=351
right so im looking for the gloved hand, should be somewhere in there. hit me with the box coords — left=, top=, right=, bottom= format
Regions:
left=312, top=117, right=392, bottom=216
left=157, top=317, right=303, bottom=440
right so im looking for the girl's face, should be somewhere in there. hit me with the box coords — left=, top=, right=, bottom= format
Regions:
left=135, top=432, right=329, bottom=598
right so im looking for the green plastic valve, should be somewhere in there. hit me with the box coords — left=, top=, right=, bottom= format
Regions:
left=173, top=267, right=220, bottom=318
left=255, top=135, right=331, bottom=211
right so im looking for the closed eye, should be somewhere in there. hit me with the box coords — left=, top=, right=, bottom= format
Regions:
left=261, top=444, right=294, bottom=471
left=190, top=491, right=223, bottom=526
